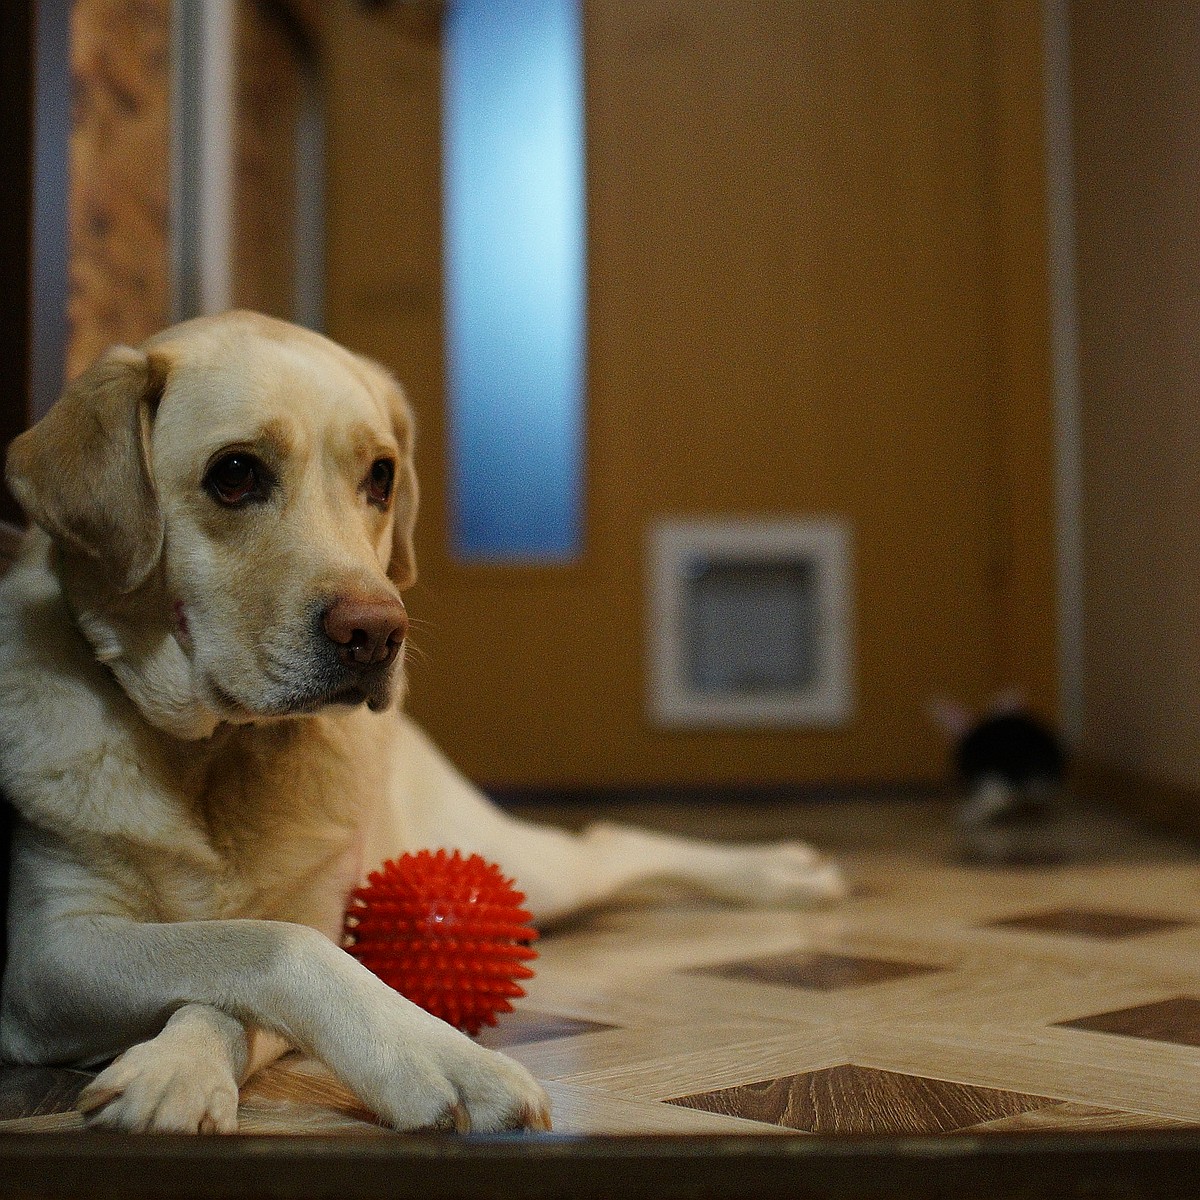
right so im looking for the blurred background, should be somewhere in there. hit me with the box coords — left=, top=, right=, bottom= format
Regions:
left=1, top=1, right=1195, bottom=824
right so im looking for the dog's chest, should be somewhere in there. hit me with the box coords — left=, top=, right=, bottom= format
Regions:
left=201, top=820, right=364, bottom=942
left=166, top=719, right=383, bottom=938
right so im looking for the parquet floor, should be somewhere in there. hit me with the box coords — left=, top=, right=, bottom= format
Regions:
left=3, top=796, right=1200, bottom=1137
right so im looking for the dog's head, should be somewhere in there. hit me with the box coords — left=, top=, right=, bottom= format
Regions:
left=6, top=312, right=419, bottom=737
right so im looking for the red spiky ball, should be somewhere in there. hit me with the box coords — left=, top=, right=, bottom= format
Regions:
left=342, top=849, right=538, bottom=1036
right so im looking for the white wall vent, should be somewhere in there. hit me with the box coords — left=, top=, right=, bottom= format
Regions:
left=647, top=517, right=854, bottom=729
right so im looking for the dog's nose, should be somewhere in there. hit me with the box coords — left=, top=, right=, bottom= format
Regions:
left=322, top=597, right=408, bottom=668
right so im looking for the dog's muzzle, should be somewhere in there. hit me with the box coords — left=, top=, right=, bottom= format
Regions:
left=209, top=596, right=408, bottom=719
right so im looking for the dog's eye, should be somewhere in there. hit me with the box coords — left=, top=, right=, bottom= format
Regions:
left=205, top=453, right=268, bottom=506
left=366, top=458, right=395, bottom=507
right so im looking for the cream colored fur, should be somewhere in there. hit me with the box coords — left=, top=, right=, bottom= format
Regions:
left=0, top=312, right=843, bottom=1134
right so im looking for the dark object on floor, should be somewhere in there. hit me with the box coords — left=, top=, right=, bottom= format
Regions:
left=933, top=696, right=1070, bottom=865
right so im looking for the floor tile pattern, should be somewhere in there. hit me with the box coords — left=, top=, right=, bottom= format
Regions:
left=980, top=907, right=1193, bottom=940
left=0, top=1069, right=90, bottom=1122
left=2, top=798, right=1200, bottom=1137
left=477, top=1009, right=617, bottom=1049
left=1054, top=996, right=1200, bottom=1047
left=669, top=1064, right=1058, bottom=1135
left=691, top=949, right=945, bottom=991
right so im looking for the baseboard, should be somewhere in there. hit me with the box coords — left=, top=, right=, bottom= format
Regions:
left=487, top=781, right=950, bottom=810
left=1074, top=760, right=1200, bottom=841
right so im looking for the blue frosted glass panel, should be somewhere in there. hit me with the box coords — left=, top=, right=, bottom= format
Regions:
left=443, top=0, right=586, bottom=561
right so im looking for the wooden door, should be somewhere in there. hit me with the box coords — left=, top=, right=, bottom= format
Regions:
left=318, top=0, right=1059, bottom=789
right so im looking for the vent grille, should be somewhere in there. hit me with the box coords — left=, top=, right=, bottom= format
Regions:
left=647, top=518, right=853, bottom=728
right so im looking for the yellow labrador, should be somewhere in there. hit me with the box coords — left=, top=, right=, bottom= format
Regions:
left=0, top=312, right=844, bottom=1134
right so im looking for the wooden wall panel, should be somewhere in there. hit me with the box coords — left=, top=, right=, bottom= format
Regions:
left=231, top=0, right=303, bottom=320
left=67, top=0, right=173, bottom=381
left=988, top=0, right=1061, bottom=721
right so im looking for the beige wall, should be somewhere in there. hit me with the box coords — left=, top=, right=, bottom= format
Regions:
left=1073, top=2, right=1200, bottom=792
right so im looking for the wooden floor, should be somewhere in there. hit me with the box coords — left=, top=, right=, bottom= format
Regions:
left=3, top=795, right=1200, bottom=1138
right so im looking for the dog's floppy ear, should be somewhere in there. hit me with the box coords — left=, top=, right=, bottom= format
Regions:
left=384, top=379, right=420, bottom=591
left=351, top=356, right=419, bottom=590
left=6, top=345, right=167, bottom=594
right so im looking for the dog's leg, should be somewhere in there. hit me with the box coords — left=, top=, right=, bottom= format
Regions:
left=241, top=1024, right=294, bottom=1081
left=13, top=914, right=550, bottom=1134
left=387, top=718, right=846, bottom=925
left=80, top=1019, right=303, bottom=1132
left=78, top=1003, right=245, bottom=1133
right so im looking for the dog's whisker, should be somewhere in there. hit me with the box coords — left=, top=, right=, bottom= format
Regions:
left=400, top=639, right=430, bottom=669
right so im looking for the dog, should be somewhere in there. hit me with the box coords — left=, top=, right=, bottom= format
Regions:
left=0, top=312, right=845, bottom=1134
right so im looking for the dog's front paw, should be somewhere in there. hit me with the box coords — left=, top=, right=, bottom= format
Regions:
left=448, top=1045, right=553, bottom=1133
left=723, top=841, right=848, bottom=906
left=78, top=1040, right=240, bottom=1134
left=364, top=1031, right=552, bottom=1133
